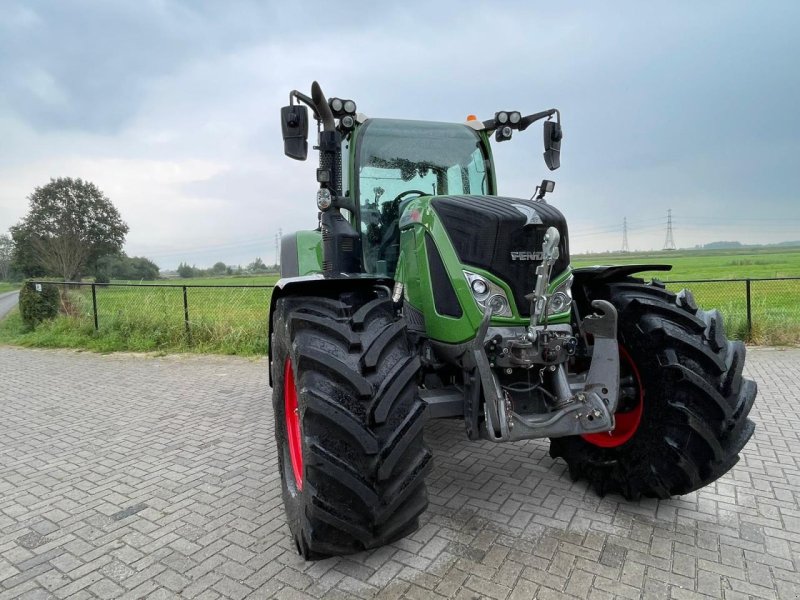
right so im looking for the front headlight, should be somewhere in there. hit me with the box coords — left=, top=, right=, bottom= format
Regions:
left=463, top=271, right=513, bottom=317
left=546, top=274, right=573, bottom=317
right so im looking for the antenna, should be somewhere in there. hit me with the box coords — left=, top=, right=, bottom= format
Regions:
left=663, top=209, right=676, bottom=251
left=621, top=217, right=630, bottom=253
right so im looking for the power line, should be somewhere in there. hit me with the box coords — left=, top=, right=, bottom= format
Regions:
left=274, top=228, right=283, bottom=267
left=663, top=209, right=676, bottom=250
left=621, top=217, right=629, bottom=253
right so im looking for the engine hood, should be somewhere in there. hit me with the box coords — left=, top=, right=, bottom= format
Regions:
left=430, top=195, right=570, bottom=317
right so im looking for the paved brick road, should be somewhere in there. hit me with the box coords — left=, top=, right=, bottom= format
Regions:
left=0, top=346, right=798, bottom=600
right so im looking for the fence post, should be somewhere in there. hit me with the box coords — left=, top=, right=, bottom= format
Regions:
left=183, top=285, right=192, bottom=343
left=745, top=279, right=752, bottom=340
left=91, top=283, right=99, bottom=331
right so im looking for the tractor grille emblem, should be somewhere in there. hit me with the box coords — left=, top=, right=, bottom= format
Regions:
left=510, top=251, right=544, bottom=261
left=511, top=203, right=543, bottom=226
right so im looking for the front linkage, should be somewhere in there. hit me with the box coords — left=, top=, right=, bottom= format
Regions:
left=473, top=226, right=620, bottom=442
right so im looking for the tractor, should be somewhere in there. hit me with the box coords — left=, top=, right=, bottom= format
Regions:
left=268, top=82, right=757, bottom=559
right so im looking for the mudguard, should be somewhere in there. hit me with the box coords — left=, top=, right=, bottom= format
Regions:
left=280, top=230, right=324, bottom=278
left=572, top=264, right=672, bottom=283
left=267, top=274, right=393, bottom=385
left=571, top=263, right=673, bottom=325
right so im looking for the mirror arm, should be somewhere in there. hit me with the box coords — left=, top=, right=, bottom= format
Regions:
left=518, top=109, right=558, bottom=131
left=290, top=90, right=322, bottom=121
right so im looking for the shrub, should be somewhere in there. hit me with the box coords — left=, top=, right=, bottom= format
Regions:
left=19, top=280, right=60, bottom=329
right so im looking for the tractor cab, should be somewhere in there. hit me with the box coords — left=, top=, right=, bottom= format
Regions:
left=279, top=82, right=561, bottom=279
left=352, top=118, right=495, bottom=274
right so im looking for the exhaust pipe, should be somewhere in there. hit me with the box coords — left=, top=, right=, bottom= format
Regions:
left=311, top=81, right=335, bottom=132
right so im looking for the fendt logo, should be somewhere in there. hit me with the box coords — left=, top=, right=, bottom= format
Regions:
left=510, top=251, right=544, bottom=261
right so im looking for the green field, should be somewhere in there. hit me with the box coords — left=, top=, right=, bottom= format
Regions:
left=572, top=246, right=800, bottom=280
left=0, top=280, right=274, bottom=356
left=0, top=283, right=20, bottom=294
left=1, top=247, right=798, bottom=355
left=573, top=247, right=800, bottom=344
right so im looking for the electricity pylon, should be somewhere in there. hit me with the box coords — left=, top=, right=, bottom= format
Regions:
left=663, top=209, right=676, bottom=251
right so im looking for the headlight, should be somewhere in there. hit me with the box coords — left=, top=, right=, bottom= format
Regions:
left=488, top=294, right=509, bottom=316
left=470, top=278, right=488, bottom=297
left=548, top=291, right=570, bottom=313
left=546, top=274, right=573, bottom=317
left=316, top=188, right=332, bottom=210
left=463, top=271, right=513, bottom=317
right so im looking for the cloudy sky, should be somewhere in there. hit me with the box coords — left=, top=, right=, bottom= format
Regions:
left=1, top=1, right=798, bottom=269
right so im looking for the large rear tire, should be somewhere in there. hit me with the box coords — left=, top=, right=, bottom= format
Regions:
left=271, top=293, right=431, bottom=558
left=550, top=280, right=757, bottom=499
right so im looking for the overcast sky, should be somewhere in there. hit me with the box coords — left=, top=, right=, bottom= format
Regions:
left=1, top=1, right=798, bottom=269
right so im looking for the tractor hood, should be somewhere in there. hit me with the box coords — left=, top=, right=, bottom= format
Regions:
left=430, top=195, right=570, bottom=317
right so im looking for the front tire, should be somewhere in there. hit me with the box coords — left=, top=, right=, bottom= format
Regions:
left=271, top=293, right=431, bottom=558
left=550, top=280, right=757, bottom=499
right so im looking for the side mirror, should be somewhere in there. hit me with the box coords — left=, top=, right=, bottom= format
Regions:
left=535, top=179, right=555, bottom=201
left=543, top=120, right=562, bottom=171
left=281, top=105, right=308, bottom=160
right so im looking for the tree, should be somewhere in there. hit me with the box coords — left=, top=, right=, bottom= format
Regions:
left=96, top=254, right=160, bottom=281
left=177, top=262, right=196, bottom=278
left=0, top=234, right=12, bottom=281
left=248, top=257, right=267, bottom=272
left=30, top=233, right=90, bottom=282
left=212, top=261, right=227, bottom=275
left=11, top=177, right=128, bottom=280
left=126, top=256, right=160, bottom=280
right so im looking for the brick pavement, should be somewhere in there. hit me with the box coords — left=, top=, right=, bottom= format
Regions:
left=0, top=346, right=798, bottom=599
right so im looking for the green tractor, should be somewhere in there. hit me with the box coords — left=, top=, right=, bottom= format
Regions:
left=269, top=82, right=757, bottom=559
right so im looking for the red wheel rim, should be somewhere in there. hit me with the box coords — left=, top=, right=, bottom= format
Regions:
left=582, top=345, right=644, bottom=448
left=284, top=358, right=303, bottom=490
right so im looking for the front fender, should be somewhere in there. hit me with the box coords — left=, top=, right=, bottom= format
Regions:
left=572, top=263, right=673, bottom=322
left=572, top=264, right=672, bottom=284
left=267, top=274, right=393, bottom=386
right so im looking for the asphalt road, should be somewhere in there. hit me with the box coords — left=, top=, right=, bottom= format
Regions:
left=0, top=290, right=19, bottom=319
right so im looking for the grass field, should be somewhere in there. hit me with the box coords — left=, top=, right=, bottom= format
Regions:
left=1, top=247, right=798, bottom=355
left=0, top=283, right=20, bottom=294
left=572, top=246, right=800, bottom=280
left=0, top=282, right=274, bottom=356
left=573, top=247, right=800, bottom=344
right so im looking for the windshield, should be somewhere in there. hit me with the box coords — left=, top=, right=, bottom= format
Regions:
left=356, top=118, right=489, bottom=274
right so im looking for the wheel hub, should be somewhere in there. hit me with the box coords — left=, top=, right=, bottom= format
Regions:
left=581, top=345, right=643, bottom=448
left=284, top=358, right=303, bottom=490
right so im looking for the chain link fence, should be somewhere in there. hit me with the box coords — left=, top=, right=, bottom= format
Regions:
left=666, top=277, right=800, bottom=344
left=27, top=281, right=274, bottom=354
left=25, top=277, right=800, bottom=352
